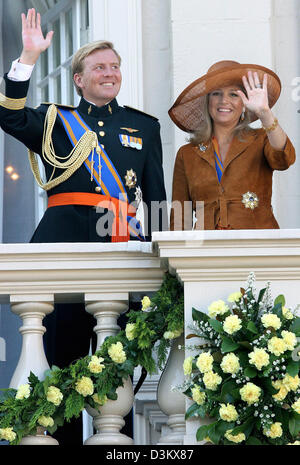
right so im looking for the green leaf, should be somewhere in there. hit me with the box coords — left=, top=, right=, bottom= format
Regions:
left=274, top=294, right=285, bottom=307
left=207, top=423, right=222, bottom=444
left=271, top=302, right=283, bottom=319
left=215, top=420, right=235, bottom=436
left=246, top=321, right=258, bottom=334
left=219, top=380, right=236, bottom=400
left=196, top=424, right=210, bottom=442
left=185, top=403, right=205, bottom=420
left=107, top=390, right=118, bottom=401
left=290, top=317, right=300, bottom=336
left=289, top=413, right=300, bottom=437
left=257, top=287, right=266, bottom=303
left=28, top=372, right=40, bottom=386
left=244, top=366, right=258, bottom=378
left=196, top=420, right=219, bottom=443
left=238, top=341, right=252, bottom=350
left=65, top=391, right=84, bottom=421
left=209, top=319, right=223, bottom=333
left=260, top=377, right=277, bottom=395
left=286, top=360, right=300, bottom=377
left=289, top=417, right=296, bottom=436
left=221, top=337, right=240, bottom=353
left=230, top=417, right=254, bottom=439
left=246, top=436, right=263, bottom=445
left=192, top=307, right=210, bottom=324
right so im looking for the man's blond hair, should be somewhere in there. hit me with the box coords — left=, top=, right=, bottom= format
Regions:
left=72, top=40, right=121, bottom=96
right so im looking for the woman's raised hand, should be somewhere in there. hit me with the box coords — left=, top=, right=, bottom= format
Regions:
left=20, top=8, right=54, bottom=65
left=237, top=71, right=270, bottom=118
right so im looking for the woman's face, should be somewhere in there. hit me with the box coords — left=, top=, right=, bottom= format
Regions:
left=208, top=86, right=244, bottom=128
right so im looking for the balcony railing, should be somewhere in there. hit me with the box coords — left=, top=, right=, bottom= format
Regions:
left=2, top=229, right=300, bottom=445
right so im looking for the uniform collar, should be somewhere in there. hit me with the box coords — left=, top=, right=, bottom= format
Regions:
left=77, top=97, right=120, bottom=117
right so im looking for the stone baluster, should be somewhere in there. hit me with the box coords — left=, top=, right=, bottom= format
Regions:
left=9, top=294, right=58, bottom=445
left=84, top=293, right=134, bottom=445
left=157, top=334, right=186, bottom=444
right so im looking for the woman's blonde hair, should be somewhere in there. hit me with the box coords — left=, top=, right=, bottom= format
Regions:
left=72, top=40, right=121, bottom=96
left=189, top=92, right=253, bottom=146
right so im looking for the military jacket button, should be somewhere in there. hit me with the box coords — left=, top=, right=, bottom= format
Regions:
left=98, top=121, right=104, bottom=127
left=99, top=131, right=105, bottom=137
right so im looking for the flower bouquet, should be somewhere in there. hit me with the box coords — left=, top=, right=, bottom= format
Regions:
left=183, top=273, right=300, bottom=445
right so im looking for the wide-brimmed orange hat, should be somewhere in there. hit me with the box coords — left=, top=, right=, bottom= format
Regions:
left=168, top=60, right=281, bottom=133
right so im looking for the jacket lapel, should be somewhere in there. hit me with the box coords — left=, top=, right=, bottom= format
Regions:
left=194, top=143, right=216, bottom=169
left=223, top=131, right=257, bottom=171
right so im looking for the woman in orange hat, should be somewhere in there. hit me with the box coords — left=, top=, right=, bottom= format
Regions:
left=169, top=61, right=295, bottom=230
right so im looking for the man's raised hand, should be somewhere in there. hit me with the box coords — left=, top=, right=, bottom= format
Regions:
left=20, top=8, right=54, bottom=65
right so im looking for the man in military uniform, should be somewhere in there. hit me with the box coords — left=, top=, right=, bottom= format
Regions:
left=0, top=9, right=167, bottom=444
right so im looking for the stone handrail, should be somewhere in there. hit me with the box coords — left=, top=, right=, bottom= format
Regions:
left=0, top=242, right=166, bottom=445
left=3, top=229, right=300, bottom=445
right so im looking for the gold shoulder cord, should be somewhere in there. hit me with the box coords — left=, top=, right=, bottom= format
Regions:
left=28, top=104, right=99, bottom=191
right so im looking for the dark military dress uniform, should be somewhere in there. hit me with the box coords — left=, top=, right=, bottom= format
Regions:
left=0, top=74, right=166, bottom=242
left=0, top=73, right=167, bottom=444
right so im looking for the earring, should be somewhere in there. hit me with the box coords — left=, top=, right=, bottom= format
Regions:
left=241, top=108, right=245, bottom=121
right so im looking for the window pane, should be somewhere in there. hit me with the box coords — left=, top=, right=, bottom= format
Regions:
left=54, top=74, right=61, bottom=103
left=52, top=20, right=61, bottom=69
left=40, top=48, right=49, bottom=79
left=66, top=67, right=74, bottom=106
left=39, top=26, right=49, bottom=78
left=41, top=85, right=49, bottom=102
left=65, top=9, right=73, bottom=57
left=80, top=0, right=89, bottom=45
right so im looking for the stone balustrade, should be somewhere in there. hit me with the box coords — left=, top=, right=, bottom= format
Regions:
left=2, top=229, right=300, bottom=445
left=0, top=241, right=166, bottom=445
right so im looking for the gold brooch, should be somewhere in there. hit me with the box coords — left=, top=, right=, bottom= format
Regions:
left=242, top=192, right=259, bottom=210
left=124, top=169, right=137, bottom=189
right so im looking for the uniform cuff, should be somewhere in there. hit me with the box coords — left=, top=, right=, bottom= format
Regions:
left=7, top=58, right=35, bottom=81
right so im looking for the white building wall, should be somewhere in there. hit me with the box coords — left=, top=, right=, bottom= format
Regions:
left=0, top=0, right=4, bottom=242
left=271, top=0, right=300, bottom=228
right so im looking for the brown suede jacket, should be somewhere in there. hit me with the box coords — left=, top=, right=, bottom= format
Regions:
left=170, top=128, right=296, bottom=230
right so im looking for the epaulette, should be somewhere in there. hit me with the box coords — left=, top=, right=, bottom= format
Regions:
left=38, top=102, right=76, bottom=110
left=124, top=105, right=158, bottom=121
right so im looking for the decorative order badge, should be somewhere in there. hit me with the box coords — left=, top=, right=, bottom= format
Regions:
left=124, top=169, right=137, bottom=189
left=242, top=191, right=259, bottom=210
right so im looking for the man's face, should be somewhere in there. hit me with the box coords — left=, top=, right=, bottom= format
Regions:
left=74, top=49, right=122, bottom=107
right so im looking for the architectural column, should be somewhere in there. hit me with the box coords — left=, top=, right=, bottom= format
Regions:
left=84, top=293, right=134, bottom=445
left=89, top=0, right=143, bottom=109
left=157, top=334, right=186, bottom=444
left=9, top=294, right=58, bottom=445
left=9, top=294, right=54, bottom=388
